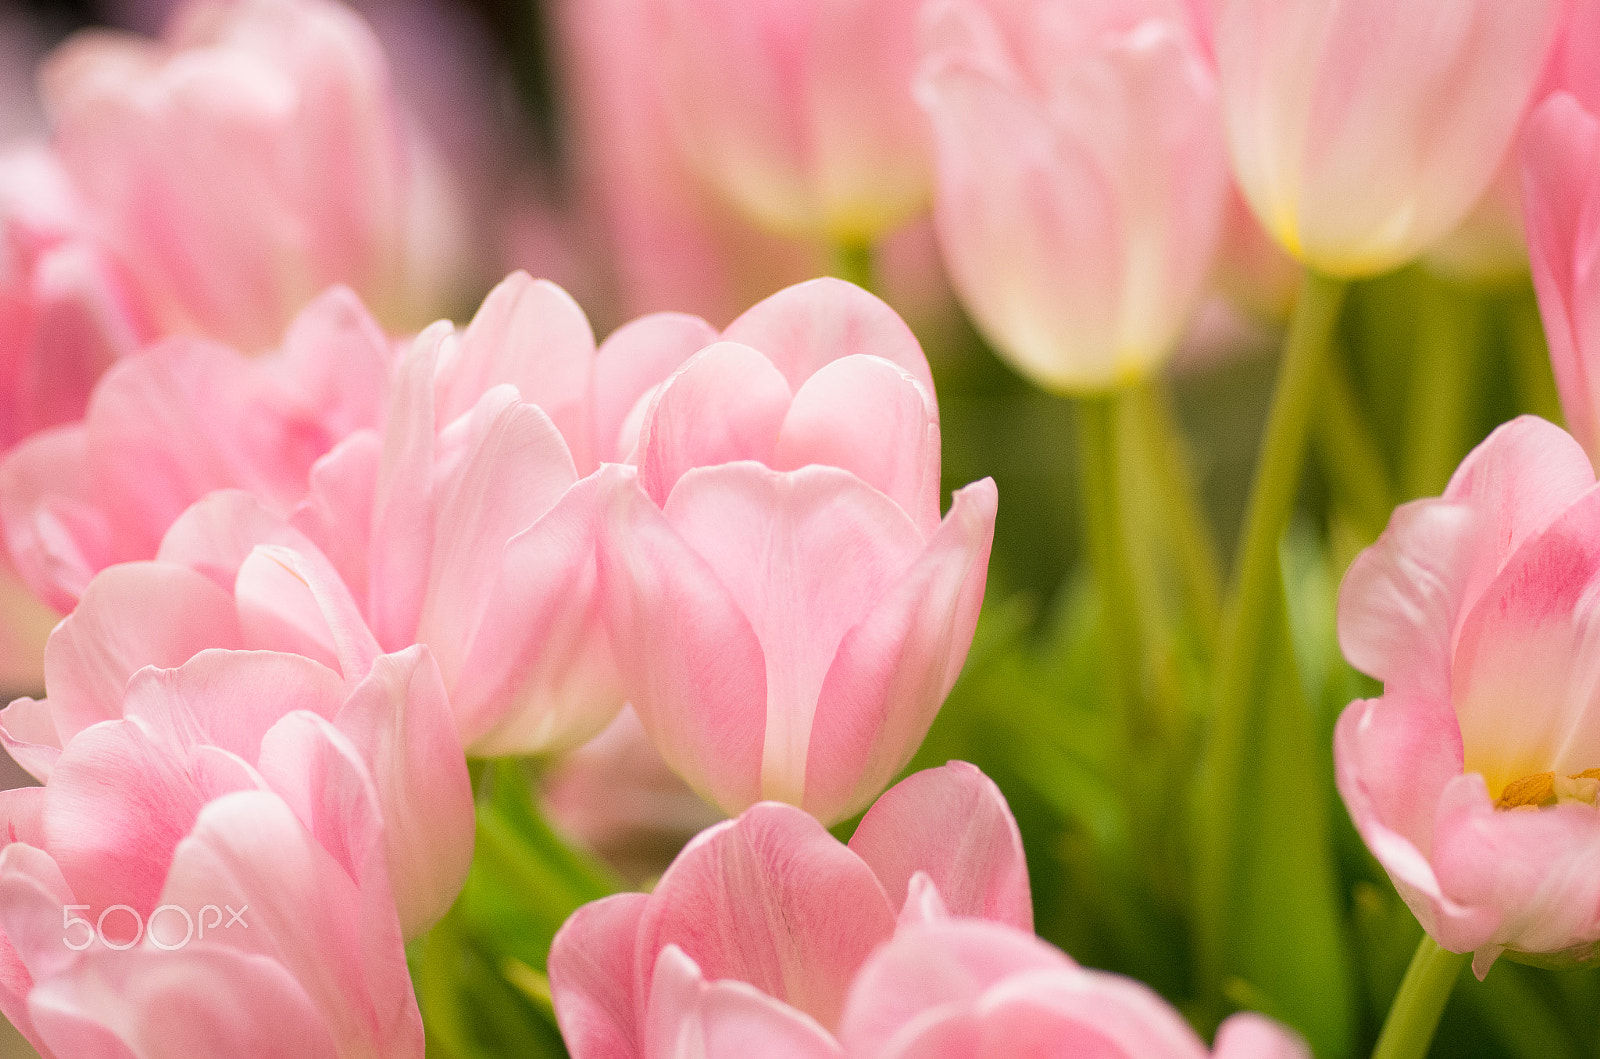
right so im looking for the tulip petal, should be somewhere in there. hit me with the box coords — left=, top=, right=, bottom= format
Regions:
left=645, top=946, right=843, bottom=1059
left=329, top=647, right=473, bottom=936
left=549, top=893, right=649, bottom=1059
left=804, top=479, right=995, bottom=823
left=291, top=430, right=382, bottom=602
left=0, top=842, right=76, bottom=1056
left=593, top=312, right=718, bottom=466
left=722, top=279, right=936, bottom=402
left=775, top=354, right=942, bottom=533
left=1214, top=1012, right=1314, bottom=1059
left=44, top=562, right=243, bottom=743
left=0, top=699, right=63, bottom=783
left=636, top=342, right=791, bottom=506
left=637, top=802, right=895, bottom=1030
left=597, top=471, right=766, bottom=815
left=0, top=425, right=109, bottom=610
left=848, top=761, right=1031, bottom=931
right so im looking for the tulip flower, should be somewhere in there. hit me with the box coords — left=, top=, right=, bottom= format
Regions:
left=597, top=279, right=996, bottom=823
left=839, top=919, right=1308, bottom=1059
left=1523, top=93, right=1600, bottom=469
left=0, top=285, right=393, bottom=613
left=1209, top=0, right=1561, bottom=278
left=645, top=0, right=930, bottom=243
left=0, top=685, right=428, bottom=1057
left=549, top=762, right=1032, bottom=1058
left=1336, top=415, right=1600, bottom=974
left=41, top=0, right=420, bottom=350
left=0, top=526, right=474, bottom=936
left=0, top=145, right=153, bottom=454
left=916, top=0, right=1229, bottom=392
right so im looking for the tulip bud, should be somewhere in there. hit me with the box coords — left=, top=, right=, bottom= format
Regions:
left=916, top=0, right=1228, bottom=392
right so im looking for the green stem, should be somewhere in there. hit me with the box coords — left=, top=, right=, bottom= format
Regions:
left=832, top=240, right=876, bottom=293
left=1195, top=269, right=1347, bottom=1005
left=1505, top=289, right=1564, bottom=426
left=1372, top=936, right=1468, bottom=1059
left=1076, top=389, right=1150, bottom=742
left=1402, top=280, right=1482, bottom=500
left=1315, top=345, right=1395, bottom=548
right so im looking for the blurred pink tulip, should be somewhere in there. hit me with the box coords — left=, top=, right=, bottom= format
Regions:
left=1336, top=415, right=1600, bottom=975
left=0, top=517, right=474, bottom=936
left=598, top=279, right=996, bottom=823
left=1211, top=0, right=1561, bottom=277
left=0, top=678, right=428, bottom=1057
left=916, top=0, right=1228, bottom=392
left=41, top=0, right=431, bottom=350
left=839, top=918, right=1307, bottom=1059
left=1545, top=0, right=1600, bottom=113
left=549, top=762, right=1031, bottom=1058
left=1524, top=93, right=1600, bottom=467
left=0, top=285, right=392, bottom=613
left=553, top=0, right=824, bottom=328
left=0, top=146, right=153, bottom=455
left=645, top=0, right=930, bottom=243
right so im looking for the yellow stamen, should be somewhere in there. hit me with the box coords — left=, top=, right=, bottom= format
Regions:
left=1496, top=771, right=1556, bottom=810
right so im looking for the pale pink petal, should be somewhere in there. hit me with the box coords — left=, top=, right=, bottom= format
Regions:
left=637, top=802, right=896, bottom=1030
left=0, top=699, right=62, bottom=783
left=269, top=284, right=393, bottom=442
left=837, top=919, right=1070, bottom=1058
left=665, top=464, right=924, bottom=811
left=122, top=649, right=344, bottom=764
left=955, top=968, right=1211, bottom=1059
left=1430, top=773, right=1600, bottom=972
left=549, top=893, right=650, bottom=1059
left=0, top=842, right=76, bottom=1057
left=804, top=479, right=996, bottom=823
left=44, top=562, right=243, bottom=742
left=415, top=388, right=579, bottom=687
left=0, top=790, right=46, bottom=850
left=454, top=472, right=621, bottom=755
left=237, top=544, right=381, bottom=680
left=28, top=945, right=338, bottom=1059
left=644, top=947, right=843, bottom=1059
left=597, top=469, right=766, bottom=815
left=161, top=785, right=422, bottom=1055
left=154, top=489, right=313, bottom=591
left=1214, top=1012, right=1314, bottom=1059
left=0, top=425, right=110, bottom=610
left=848, top=761, right=1031, bottom=932
left=329, top=647, right=473, bottom=936
left=636, top=342, right=791, bottom=506
left=721, top=279, right=936, bottom=400
left=775, top=355, right=941, bottom=533
left=440, top=274, right=597, bottom=468
left=592, top=312, right=718, bottom=466
left=291, top=430, right=381, bottom=602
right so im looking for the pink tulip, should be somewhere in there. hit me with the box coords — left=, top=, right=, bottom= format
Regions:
left=1210, top=0, right=1561, bottom=277
left=0, top=145, right=153, bottom=455
left=553, top=0, right=824, bottom=328
left=0, top=285, right=393, bottom=613
left=1336, top=415, right=1600, bottom=974
left=839, top=919, right=1307, bottom=1059
left=644, top=0, right=930, bottom=243
left=41, top=0, right=420, bottom=350
left=0, top=517, right=474, bottom=936
left=1524, top=93, right=1600, bottom=468
left=549, top=762, right=1032, bottom=1058
left=0, top=673, right=429, bottom=1057
left=916, top=0, right=1229, bottom=392
left=598, top=279, right=996, bottom=823
left=1545, top=0, right=1600, bottom=113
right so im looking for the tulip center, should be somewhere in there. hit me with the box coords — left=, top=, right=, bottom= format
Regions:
left=1495, top=768, right=1600, bottom=811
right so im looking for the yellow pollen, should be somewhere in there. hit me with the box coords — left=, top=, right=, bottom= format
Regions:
left=1495, top=768, right=1600, bottom=811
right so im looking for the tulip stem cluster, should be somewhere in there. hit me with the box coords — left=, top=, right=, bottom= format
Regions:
left=1371, top=937, right=1469, bottom=1059
left=1196, top=268, right=1349, bottom=1007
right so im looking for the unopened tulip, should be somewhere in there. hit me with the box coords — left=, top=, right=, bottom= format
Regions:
left=916, top=0, right=1229, bottom=391
left=1336, top=415, right=1600, bottom=974
left=1524, top=93, right=1600, bottom=468
left=0, top=146, right=153, bottom=454
left=598, top=279, right=996, bottom=823
left=1210, top=0, right=1560, bottom=277
left=0, top=285, right=393, bottom=613
left=646, top=0, right=930, bottom=243
left=42, top=0, right=419, bottom=349
left=0, top=523, right=474, bottom=936
left=549, top=762, right=1032, bottom=1058
left=0, top=686, right=428, bottom=1057
left=840, top=919, right=1307, bottom=1059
